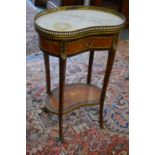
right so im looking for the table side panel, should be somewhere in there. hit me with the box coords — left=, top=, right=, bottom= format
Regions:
left=39, top=36, right=60, bottom=55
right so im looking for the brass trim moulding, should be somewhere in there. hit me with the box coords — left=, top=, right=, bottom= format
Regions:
left=34, top=6, right=126, bottom=41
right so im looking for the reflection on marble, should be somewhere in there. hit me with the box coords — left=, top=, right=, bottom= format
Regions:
left=36, top=10, right=124, bottom=32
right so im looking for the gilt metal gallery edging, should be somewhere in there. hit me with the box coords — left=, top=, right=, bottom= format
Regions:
left=34, top=6, right=126, bottom=40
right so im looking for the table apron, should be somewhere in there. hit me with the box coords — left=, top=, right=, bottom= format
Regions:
left=39, top=36, right=114, bottom=57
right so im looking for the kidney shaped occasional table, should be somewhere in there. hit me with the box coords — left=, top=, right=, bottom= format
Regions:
left=34, top=6, right=125, bottom=142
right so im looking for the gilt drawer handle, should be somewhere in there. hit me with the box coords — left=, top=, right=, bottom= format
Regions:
left=85, top=40, right=94, bottom=48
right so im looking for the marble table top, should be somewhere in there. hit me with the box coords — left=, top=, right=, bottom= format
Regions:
left=35, top=9, right=124, bottom=32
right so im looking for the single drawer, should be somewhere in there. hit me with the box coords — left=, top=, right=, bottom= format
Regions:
left=39, top=36, right=113, bottom=56
left=66, top=37, right=113, bottom=55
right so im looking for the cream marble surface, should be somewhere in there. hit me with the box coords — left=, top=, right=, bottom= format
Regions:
left=36, top=9, right=124, bottom=32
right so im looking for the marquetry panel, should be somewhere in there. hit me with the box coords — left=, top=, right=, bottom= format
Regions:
left=45, top=83, right=101, bottom=114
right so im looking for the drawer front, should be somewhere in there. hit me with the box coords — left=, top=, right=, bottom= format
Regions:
left=66, top=37, right=113, bottom=55
left=39, top=36, right=113, bottom=56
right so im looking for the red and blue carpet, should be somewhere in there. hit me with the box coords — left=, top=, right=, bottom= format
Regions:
left=26, top=41, right=129, bottom=155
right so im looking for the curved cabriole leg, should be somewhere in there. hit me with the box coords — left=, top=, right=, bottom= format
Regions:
left=43, top=52, right=51, bottom=94
left=99, top=45, right=116, bottom=128
left=59, top=57, right=66, bottom=142
left=87, top=50, right=95, bottom=84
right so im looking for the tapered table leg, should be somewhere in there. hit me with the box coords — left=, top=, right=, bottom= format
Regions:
left=99, top=47, right=116, bottom=128
left=43, top=52, right=51, bottom=94
left=87, top=50, right=94, bottom=84
left=59, top=57, right=66, bottom=142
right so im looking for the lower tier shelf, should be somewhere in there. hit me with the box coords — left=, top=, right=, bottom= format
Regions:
left=45, top=83, right=102, bottom=114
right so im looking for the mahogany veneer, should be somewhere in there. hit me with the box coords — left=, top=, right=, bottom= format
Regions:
left=34, top=6, right=125, bottom=142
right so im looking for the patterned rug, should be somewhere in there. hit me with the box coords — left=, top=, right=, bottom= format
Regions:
left=26, top=0, right=43, bottom=55
left=26, top=40, right=129, bottom=155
